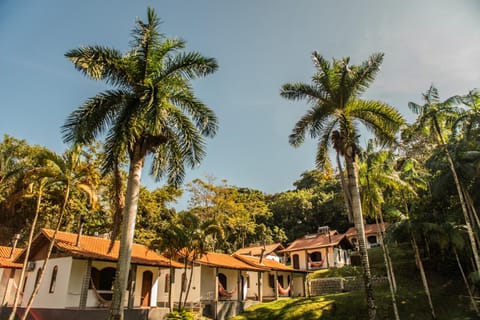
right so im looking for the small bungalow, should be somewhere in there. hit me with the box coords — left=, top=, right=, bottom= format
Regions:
left=281, top=228, right=354, bottom=271
left=0, top=245, right=22, bottom=307
left=234, top=243, right=285, bottom=263
left=15, top=229, right=183, bottom=320
left=232, top=254, right=308, bottom=300
left=345, top=223, right=388, bottom=249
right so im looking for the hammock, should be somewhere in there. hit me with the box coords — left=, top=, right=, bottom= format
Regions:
left=90, top=278, right=112, bottom=308
left=277, top=282, right=291, bottom=296
left=218, top=283, right=237, bottom=298
left=308, top=257, right=324, bottom=268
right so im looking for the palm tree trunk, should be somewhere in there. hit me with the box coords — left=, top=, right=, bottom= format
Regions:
left=8, top=185, right=44, bottom=320
left=411, top=234, right=436, bottom=319
left=454, top=248, right=480, bottom=316
left=344, top=151, right=377, bottom=320
left=168, top=264, right=173, bottom=312
left=434, top=120, right=480, bottom=272
left=21, top=184, right=70, bottom=320
left=336, top=152, right=353, bottom=222
left=178, top=260, right=188, bottom=310
left=183, top=260, right=195, bottom=308
left=108, top=148, right=145, bottom=320
left=374, top=214, right=399, bottom=320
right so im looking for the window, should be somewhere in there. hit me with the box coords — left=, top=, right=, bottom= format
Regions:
left=164, top=274, right=170, bottom=293
left=278, top=275, right=284, bottom=288
left=367, top=236, right=377, bottom=244
left=181, top=272, right=187, bottom=292
left=292, top=254, right=300, bottom=269
left=268, top=274, right=274, bottom=288
left=218, top=273, right=227, bottom=290
left=310, top=251, right=322, bottom=261
left=35, top=268, right=42, bottom=286
left=49, top=266, right=58, bottom=293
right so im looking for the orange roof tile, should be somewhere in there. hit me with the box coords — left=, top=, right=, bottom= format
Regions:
left=281, top=231, right=352, bottom=252
left=234, top=243, right=284, bottom=257
left=232, top=254, right=307, bottom=273
left=345, top=223, right=388, bottom=237
left=37, top=229, right=182, bottom=268
left=195, top=252, right=264, bottom=271
left=0, top=246, right=23, bottom=269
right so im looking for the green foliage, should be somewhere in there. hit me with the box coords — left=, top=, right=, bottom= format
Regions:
left=165, top=309, right=194, bottom=320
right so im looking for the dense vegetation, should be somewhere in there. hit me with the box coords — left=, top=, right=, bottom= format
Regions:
left=1, top=7, right=480, bottom=320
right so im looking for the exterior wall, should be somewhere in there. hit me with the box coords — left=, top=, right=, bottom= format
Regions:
left=290, top=246, right=350, bottom=271
left=243, top=271, right=260, bottom=300
left=22, top=257, right=72, bottom=308
left=0, top=268, right=21, bottom=306
left=291, top=276, right=305, bottom=297
left=199, top=265, right=215, bottom=301
left=134, top=266, right=160, bottom=307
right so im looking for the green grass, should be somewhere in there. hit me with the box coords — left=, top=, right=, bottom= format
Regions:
left=231, top=245, right=478, bottom=320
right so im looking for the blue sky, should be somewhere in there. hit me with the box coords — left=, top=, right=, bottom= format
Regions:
left=1, top=1, right=480, bottom=208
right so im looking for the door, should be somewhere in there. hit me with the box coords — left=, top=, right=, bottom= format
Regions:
left=141, top=271, right=153, bottom=307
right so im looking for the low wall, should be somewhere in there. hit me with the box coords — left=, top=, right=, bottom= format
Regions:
left=309, top=276, right=387, bottom=296
left=202, top=300, right=260, bottom=320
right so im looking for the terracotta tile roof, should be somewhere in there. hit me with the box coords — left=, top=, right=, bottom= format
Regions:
left=195, top=252, right=264, bottom=271
left=281, top=231, right=351, bottom=252
left=232, top=254, right=307, bottom=273
left=37, top=229, right=182, bottom=268
left=234, top=243, right=284, bottom=257
left=345, top=223, right=388, bottom=237
left=0, top=246, right=23, bottom=269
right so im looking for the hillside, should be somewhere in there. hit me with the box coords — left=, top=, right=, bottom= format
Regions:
left=231, top=245, right=477, bottom=320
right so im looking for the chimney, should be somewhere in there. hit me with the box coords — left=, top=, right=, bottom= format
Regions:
left=9, top=234, right=21, bottom=259
left=75, top=214, right=86, bottom=247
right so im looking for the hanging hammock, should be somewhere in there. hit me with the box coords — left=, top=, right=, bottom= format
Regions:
left=90, top=278, right=112, bottom=307
left=308, top=257, right=324, bottom=268
left=218, top=283, right=237, bottom=298
left=277, top=282, right=291, bottom=296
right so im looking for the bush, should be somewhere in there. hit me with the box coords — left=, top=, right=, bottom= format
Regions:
left=165, top=309, right=195, bottom=320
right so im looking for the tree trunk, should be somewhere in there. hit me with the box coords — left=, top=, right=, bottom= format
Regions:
left=21, top=184, right=70, bottom=320
left=454, top=249, right=479, bottom=316
left=336, top=151, right=353, bottom=222
left=411, top=234, right=436, bottom=319
left=434, top=120, right=480, bottom=272
left=375, top=214, right=399, bottom=320
left=344, top=150, right=377, bottom=320
left=107, top=148, right=145, bottom=320
left=183, top=259, right=195, bottom=308
left=8, top=185, right=44, bottom=320
left=168, top=265, right=173, bottom=312
left=178, top=261, right=188, bottom=310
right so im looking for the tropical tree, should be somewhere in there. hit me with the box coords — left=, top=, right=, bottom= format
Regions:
left=13, top=145, right=96, bottom=320
left=62, top=8, right=218, bottom=320
left=280, top=52, right=404, bottom=319
left=409, top=86, right=480, bottom=272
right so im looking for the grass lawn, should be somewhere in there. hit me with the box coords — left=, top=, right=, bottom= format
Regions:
left=231, top=245, right=478, bottom=320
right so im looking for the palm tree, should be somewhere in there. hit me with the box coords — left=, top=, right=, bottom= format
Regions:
left=409, top=86, right=480, bottom=273
left=62, top=8, right=218, bottom=320
left=16, top=146, right=96, bottom=320
left=281, top=52, right=404, bottom=320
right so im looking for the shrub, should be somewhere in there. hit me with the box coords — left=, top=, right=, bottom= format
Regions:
left=165, top=309, right=195, bottom=320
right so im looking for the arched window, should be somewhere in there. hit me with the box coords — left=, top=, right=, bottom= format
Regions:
left=268, top=274, right=274, bottom=288
left=35, top=268, right=42, bottom=286
left=310, top=251, right=322, bottom=262
left=164, top=274, right=170, bottom=293
left=292, top=254, right=300, bottom=269
left=99, top=267, right=116, bottom=291
left=218, top=273, right=227, bottom=290
left=49, top=265, right=58, bottom=293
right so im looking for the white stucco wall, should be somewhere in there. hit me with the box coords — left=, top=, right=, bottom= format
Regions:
left=22, top=257, right=72, bottom=308
left=0, top=268, right=21, bottom=306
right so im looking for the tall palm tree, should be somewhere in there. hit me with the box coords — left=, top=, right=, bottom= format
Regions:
left=281, top=52, right=404, bottom=320
left=62, top=8, right=218, bottom=320
left=409, top=86, right=480, bottom=272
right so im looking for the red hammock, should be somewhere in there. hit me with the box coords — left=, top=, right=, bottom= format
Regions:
left=218, top=283, right=237, bottom=298
left=277, top=282, right=291, bottom=296
left=309, top=257, right=324, bottom=268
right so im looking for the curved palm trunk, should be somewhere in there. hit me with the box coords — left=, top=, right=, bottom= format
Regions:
left=21, top=184, right=70, bottom=320
left=108, top=149, right=145, bottom=320
left=178, top=260, right=188, bottom=310
left=183, top=260, right=196, bottom=308
left=454, top=248, right=480, bottom=316
left=168, top=264, right=174, bottom=312
left=434, top=119, right=480, bottom=272
left=344, top=151, right=377, bottom=320
left=411, top=234, right=436, bottom=319
left=8, top=186, right=44, bottom=320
